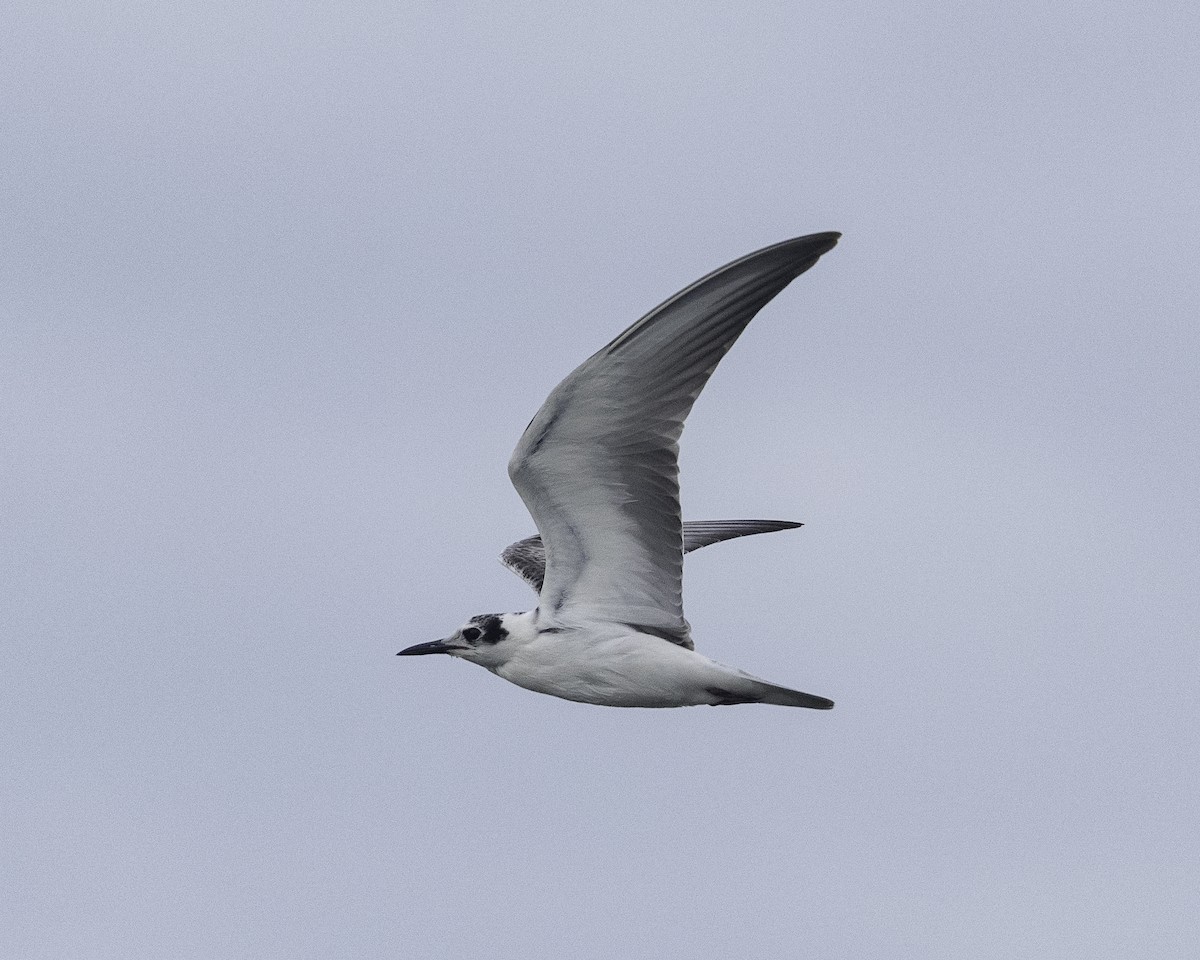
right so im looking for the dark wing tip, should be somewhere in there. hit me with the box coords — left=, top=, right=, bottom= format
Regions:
left=681, top=519, right=807, bottom=555
left=727, top=232, right=840, bottom=270
left=775, top=231, right=841, bottom=257
left=725, top=231, right=841, bottom=289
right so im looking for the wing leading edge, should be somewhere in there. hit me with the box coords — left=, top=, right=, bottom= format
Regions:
left=507, top=233, right=839, bottom=643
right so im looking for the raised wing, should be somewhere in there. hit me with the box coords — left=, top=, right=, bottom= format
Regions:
left=500, top=519, right=803, bottom=594
left=507, top=233, right=839, bottom=642
left=498, top=535, right=552, bottom=592
left=680, top=519, right=802, bottom=553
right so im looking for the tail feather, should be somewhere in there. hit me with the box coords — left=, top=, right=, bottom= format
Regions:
left=706, top=672, right=834, bottom=709
left=754, top=681, right=834, bottom=710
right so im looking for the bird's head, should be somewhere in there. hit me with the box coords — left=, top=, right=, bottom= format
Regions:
left=398, top=612, right=527, bottom=668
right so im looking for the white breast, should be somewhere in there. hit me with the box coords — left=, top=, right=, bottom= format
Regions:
left=493, top=628, right=758, bottom=707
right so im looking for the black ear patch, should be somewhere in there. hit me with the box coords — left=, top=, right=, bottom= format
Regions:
left=469, top=614, right=506, bottom=645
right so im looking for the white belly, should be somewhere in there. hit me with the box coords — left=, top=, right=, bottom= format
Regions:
left=492, top=631, right=758, bottom=708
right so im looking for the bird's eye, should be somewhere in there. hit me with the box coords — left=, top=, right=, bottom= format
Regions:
left=462, top=627, right=481, bottom=642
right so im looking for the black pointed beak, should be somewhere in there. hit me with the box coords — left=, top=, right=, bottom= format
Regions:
left=397, top=639, right=456, bottom=656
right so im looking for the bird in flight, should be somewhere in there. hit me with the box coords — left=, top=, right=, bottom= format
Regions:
left=400, top=233, right=840, bottom=709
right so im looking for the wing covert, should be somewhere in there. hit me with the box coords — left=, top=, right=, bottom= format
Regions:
left=507, top=233, right=839, bottom=639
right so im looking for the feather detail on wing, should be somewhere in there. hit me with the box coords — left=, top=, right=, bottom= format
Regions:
left=507, top=233, right=839, bottom=645
left=500, top=519, right=803, bottom=596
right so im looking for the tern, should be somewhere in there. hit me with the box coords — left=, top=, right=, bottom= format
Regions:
left=400, top=232, right=840, bottom=709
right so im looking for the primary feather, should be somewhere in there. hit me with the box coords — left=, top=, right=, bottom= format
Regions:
left=508, top=233, right=839, bottom=646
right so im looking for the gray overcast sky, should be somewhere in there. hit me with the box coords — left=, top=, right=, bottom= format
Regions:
left=3, top=2, right=1197, bottom=957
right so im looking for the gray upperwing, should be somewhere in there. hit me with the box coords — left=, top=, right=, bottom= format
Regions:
left=499, top=519, right=803, bottom=594
left=506, top=233, right=839, bottom=642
